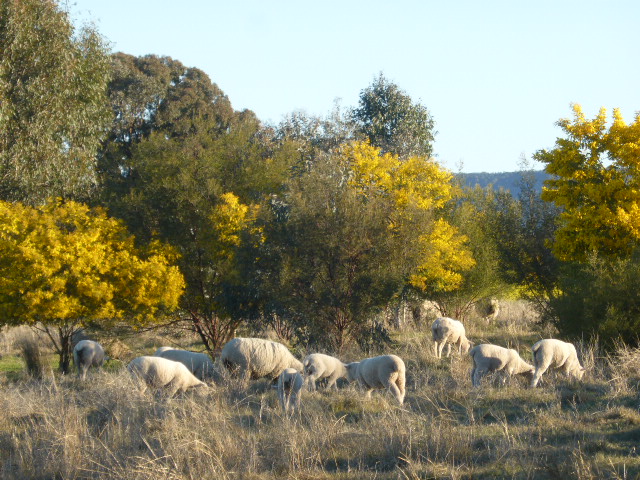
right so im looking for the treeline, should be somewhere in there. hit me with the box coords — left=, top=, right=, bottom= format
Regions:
left=2, top=0, right=640, bottom=371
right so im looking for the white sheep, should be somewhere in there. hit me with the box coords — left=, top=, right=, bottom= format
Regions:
left=345, top=354, right=406, bottom=405
left=73, top=339, right=106, bottom=380
left=431, top=317, right=473, bottom=358
left=278, top=368, right=304, bottom=413
left=127, top=356, right=208, bottom=396
left=303, top=353, right=348, bottom=391
left=531, top=339, right=585, bottom=388
left=153, top=346, right=174, bottom=356
left=155, top=348, right=215, bottom=381
left=220, top=337, right=303, bottom=380
left=469, top=344, right=534, bottom=387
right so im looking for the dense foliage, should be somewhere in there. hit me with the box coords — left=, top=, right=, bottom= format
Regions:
left=0, top=199, right=184, bottom=372
left=0, top=0, right=111, bottom=204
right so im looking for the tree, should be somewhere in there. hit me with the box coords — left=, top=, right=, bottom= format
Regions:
left=99, top=53, right=236, bottom=202
left=0, top=199, right=184, bottom=373
left=431, top=185, right=511, bottom=319
left=548, top=253, right=640, bottom=347
left=257, top=142, right=473, bottom=350
left=535, top=104, right=640, bottom=261
left=351, top=73, right=435, bottom=159
left=0, top=0, right=111, bottom=204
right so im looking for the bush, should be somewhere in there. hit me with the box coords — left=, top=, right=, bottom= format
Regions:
left=548, top=252, right=640, bottom=348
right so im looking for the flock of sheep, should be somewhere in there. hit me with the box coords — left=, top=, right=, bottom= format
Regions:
left=71, top=316, right=586, bottom=413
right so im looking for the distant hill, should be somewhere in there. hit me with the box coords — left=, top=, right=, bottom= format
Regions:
left=456, top=171, right=550, bottom=198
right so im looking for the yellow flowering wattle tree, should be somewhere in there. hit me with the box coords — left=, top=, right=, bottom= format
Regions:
left=0, top=199, right=184, bottom=373
left=535, top=104, right=640, bottom=261
left=343, top=141, right=475, bottom=294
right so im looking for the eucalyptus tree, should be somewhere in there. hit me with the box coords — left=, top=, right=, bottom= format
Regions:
left=0, top=0, right=111, bottom=204
left=351, top=73, right=435, bottom=159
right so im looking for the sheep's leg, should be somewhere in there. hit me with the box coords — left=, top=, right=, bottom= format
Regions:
left=305, top=374, right=318, bottom=392
left=437, top=341, right=446, bottom=359
left=433, top=341, right=440, bottom=358
left=531, top=364, right=549, bottom=388
left=444, top=343, right=452, bottom=358
left=326, top=373, right=339, bottom=390
left=472, top=368, right=486, bottom=387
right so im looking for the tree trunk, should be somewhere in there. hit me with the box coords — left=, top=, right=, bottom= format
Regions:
left=58, top=326, right=73, bottom=374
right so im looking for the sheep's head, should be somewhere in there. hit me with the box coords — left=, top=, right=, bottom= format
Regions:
left=345, top=362, right=360, bottom=382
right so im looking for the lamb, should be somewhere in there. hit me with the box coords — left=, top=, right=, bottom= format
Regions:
left=303, top=353, right=348, bottom=391
left=470, top=344, right=535, bottom=387
left=531, top=339, right=585, bottom=388
left=155, top=348, right=215, bottom=381
left=73, top=340, right=106, bottom=380
left=127, top=356, right=208, bottom=396
left=220, top=337, right=303, bottom=380
left=345, top=354, right=406, bottom=405
left=277, top=368, right=304, bottom=413
left=431, top=317, right=473, bottom=358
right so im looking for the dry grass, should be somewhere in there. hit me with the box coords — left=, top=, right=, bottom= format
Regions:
left=1, top=302, right=640, bottom=479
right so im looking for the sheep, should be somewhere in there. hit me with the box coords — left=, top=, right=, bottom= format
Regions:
left=431, top=317, right=473, bottom=358
left=73, top=339, right=106, bottom=380
left=155, top=348, right=215, bottom=381
left=531, top=339, right=585, bottom=388
left=153, top=346, right=174, bottom=356
left=303, top=353, right=348, bottom=391
left=345, top=354, right=406, bottom=405
left=469, top=344, right=535, bottom=387
left=127, top=356, right=208, bottom=396
left=278, top=368, right=304, bottom=413
left=220, top=337, right=303, bottom=380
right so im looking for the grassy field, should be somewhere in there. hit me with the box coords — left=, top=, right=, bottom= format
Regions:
left=1, top=303, right=639, bottom=479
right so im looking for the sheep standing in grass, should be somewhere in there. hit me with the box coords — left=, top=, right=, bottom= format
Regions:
left=345, top=355, right=406, bottom=405
left=470, top=344, right=534, bottom=387
left=220, top=337, right=303, bottom=380
left=278, top=368, right=304, bottom=413
left=73, top=340, right=106, bottom=380
left=155, top=348, right=215, bottom=381
left=531, top=339, right=585, bottom=388
left=303, top=353, right=348, bottom=391
left=432, top=317, right=473, bottom=358
left=127, top=356, right=208, bottom=396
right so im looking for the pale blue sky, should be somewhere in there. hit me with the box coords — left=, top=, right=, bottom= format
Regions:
left=70, top=0, right=639, bottom=173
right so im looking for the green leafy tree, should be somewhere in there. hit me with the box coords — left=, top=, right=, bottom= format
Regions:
left=0, top=0, right=111, bottom=204
left=549, top=253, right=640, bottom=347
left=257, top=142, right=472, bottom=350
left=432, top=185, right=511, bottom=319
left=0, top=199, right=184, bottom=373
left=484, top=168, right=561, bottom=317
left=351, top=73, right=435, bottom=159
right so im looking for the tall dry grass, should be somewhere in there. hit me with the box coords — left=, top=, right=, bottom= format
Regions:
left=1, top=302, right=639, bottom=479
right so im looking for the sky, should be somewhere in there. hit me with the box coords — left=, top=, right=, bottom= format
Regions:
left=69, top=0, right=640, bottom=173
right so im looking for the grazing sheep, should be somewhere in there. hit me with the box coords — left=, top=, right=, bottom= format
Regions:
left=431, top=317, right=473, bottom=358
left=73, top=340, right=106, bottom=380
left=531, top=339, right=585, bottom=388
left=155, top=348, right=215, bottom=381
left=303, top=353, right=348, bottom=391
left=220, top=337, right=303, bottom=380
left=278, top=368, right=304, bottom=413
left=127, top=356, right=208, bottom=396
left=153, top=346, right=174, bottom=356
left=470, top=344, right=534, bottom=387
left=345, top=354, right=406, bottom=405
left=482, top=298, right=500, bottom=323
